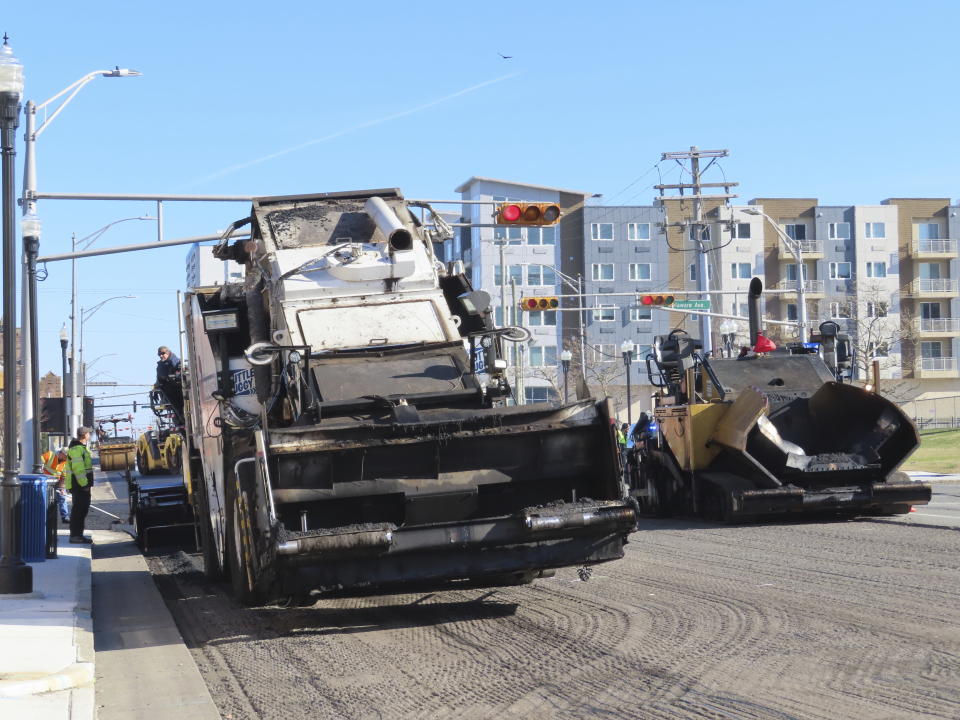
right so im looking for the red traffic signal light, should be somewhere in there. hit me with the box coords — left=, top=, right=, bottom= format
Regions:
left=497, top=202, right=562, bottom=226
left=519, top=296, right=560, bottom=311
left=640, top=294, right=675, bottom=306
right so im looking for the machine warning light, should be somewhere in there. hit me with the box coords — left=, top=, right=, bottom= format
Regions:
left=497, top=202, right=562, bottom=226
left=519, top=296, right=560, bottom=311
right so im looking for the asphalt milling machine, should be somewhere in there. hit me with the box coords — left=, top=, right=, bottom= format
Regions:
left=181, top=189, right=635, bottom=604
left=626, top=277, right=931, bottom=522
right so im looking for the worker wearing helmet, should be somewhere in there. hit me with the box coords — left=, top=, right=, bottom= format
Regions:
left=64, top=427, right=95, bottom=544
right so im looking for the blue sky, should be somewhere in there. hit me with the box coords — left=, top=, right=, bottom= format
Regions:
left=4, top=0, right=959, bottom=431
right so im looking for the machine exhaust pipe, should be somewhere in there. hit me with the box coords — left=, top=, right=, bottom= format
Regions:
left=748, top=277, right=763, bottom=346
left=365, top=196, right=414, bottom=251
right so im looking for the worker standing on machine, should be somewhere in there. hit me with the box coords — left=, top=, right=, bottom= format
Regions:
left=155, top=345, right=184, bottom=423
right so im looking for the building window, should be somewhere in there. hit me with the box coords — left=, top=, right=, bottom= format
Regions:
left=524, top=386, right=553, bottom=403
left=629, top=306, right=652, bottom=322
left=629, top=263, right=651, bottom=281
left=591, top=223, right=614, bottom=241
left=526, top=226, right=556, bottom=245
left=866, top=301, right=888, bottom=318
left=527, top=310, right=557, bottom=327
left=830, top=302, right=851, bottom=319
left=866, top=261, right=887, bottom=278
left=689, top=264, right=713, bottom=282
left=829, top=262, right=852, bottom=279
left=527, top=264, right=557, bottom=286
left=592, top=305, right=617, bottom=322
left=828, top=222, right=851, bottom=240
left=627, top=222, right=651, bottom=241
left=786, top=303, right=798, bottom=321
left=917, top=223, right=940, bottom=240
left=493, top=226, right=523, bottom=245
left=785, top=264, right=808, bottom=281
left=592, top=263, right=614, bottom=281
left=494, top=264, right=523, bottom=286
left=528, top=345, right=558, bottom=367
left=688, top=225, right=711, bottom=242
left=784, top=224, right=806, bottom=241
left=921, top=341, right=943, bottom=358
left=731, top=222, right=751, bottom=239
left=920, top=302, right=942, bottom=320
left=730, top=262, right=751, bottom=279
left=591, top=344, right=616, bottom=363
left=494, top=305, right=518, bottom=326
left=865, top=222, right=885, bottom=239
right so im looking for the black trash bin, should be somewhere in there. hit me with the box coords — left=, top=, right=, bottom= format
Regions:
left=19, top=474, right=48, bottom=563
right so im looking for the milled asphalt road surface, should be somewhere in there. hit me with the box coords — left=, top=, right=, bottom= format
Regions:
left=124, top=483, right=960, bottom=720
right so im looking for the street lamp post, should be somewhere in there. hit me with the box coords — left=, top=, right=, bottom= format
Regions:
left=19, top=64, right=140, bottom=469
left=59, top=325, right=68, bottom=444
left=67, top=220, right=151, bottom=436
left=79, top=297, right=133, bottom=398
left=560, top=349, right=572, bottom=403
left=744, top=208, right=807, bottom=342
left=0, top=34, right=31, bottom=594
left=621, top=339, right=634, bottom=426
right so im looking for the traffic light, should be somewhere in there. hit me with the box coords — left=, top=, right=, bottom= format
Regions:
left=496, top=202, right=562, bottom=226
left=519, top=296, right=560, bottom=311
left=639, top=294, right=675, bottom=307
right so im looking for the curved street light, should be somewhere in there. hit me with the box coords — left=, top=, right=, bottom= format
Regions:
left=79, top=295, right=136, bottom=399
left=18, top=61, right=140, bottom=472
left=743, top=208, right=808, bottom=343
left=67, top=218, right=153, bottom=437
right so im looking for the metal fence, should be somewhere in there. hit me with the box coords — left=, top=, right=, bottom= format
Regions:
left=901, top=395, right=960, bottom=431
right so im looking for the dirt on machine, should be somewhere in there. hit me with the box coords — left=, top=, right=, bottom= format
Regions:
left=181, top=189, right=636, bottom=604
left=626, top=277, right=932, bottom=522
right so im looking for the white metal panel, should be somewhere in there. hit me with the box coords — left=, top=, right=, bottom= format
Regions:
left=297, top=299, right=451, bottom=350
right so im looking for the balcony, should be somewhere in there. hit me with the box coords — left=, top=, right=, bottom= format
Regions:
left=779, top=238, right=822, bottom=258
left=905, top=278, right=959, bottom=297
left=775, top=279, right=825, bottom=297
left=910, top=238, right=958, bottom=257
left=916, top=317, right=960, bottom=336
left=915, top=356, right=959, bottom=378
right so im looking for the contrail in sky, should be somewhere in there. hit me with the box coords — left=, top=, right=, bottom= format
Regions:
left=184, top=72, right=522, bottom=188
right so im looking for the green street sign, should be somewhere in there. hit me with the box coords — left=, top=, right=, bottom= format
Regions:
left=672, top=300, right=710, bottom=310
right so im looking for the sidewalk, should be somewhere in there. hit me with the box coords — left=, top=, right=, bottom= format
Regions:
left=0, top=525, right=220, bottom=720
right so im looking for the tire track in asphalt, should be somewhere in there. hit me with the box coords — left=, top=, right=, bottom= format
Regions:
left=148, top=514, right=960, bottom=720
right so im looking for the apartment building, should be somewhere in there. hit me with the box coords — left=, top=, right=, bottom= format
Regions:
left=452, top=177, right=958, bottom=416
left=455, top=177, right=591, bottom=404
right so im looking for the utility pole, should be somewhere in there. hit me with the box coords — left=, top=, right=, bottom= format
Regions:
left=655, top=147, right=738, bottom=356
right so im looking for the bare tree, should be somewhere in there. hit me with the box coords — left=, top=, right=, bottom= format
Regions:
left=849, top=281, right=917, bottom=379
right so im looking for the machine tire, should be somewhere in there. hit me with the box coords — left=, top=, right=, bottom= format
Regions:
left=132, top=509, right=146, bottom=552
left=194, top=474, right=223, bottom=581
left=168, top=444, right=182, bottom=476
left=136, top=450, right=149, bottom=477
left=226, top=464, right=265, bottom=605
left=702, top=482, right=734, bottom=524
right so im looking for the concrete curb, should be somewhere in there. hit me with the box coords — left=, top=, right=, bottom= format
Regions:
left=0, top=534, right=95, bottom=702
